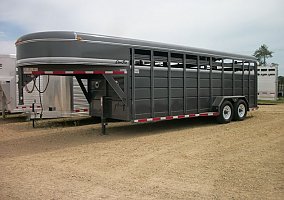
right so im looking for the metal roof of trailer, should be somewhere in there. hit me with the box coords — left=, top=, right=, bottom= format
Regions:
left=17, top=31, right=257, bottom=61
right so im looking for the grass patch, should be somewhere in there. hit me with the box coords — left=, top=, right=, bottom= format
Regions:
left=258, top=97, right=284, bottom=105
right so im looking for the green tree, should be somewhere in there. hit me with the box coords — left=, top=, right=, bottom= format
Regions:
left=253, top=44, right=273, bottom=65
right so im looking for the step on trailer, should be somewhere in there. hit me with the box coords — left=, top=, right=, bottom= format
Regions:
left=16, top=31, right=258, bottom=134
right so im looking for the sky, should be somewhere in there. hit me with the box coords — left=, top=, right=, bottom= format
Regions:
left=0, top=0, right=284, bottom=75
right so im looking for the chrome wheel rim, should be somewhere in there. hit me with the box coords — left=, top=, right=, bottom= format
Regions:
left=238, top=104, right=246, bottom=118
left=223, top=105, right=232, bottom=120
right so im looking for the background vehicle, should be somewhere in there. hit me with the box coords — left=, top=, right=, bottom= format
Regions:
left=0, top=54, right=88, bottom=118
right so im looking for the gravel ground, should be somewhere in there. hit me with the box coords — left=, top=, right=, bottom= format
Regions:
left=0, top=104, right=283, bottom=199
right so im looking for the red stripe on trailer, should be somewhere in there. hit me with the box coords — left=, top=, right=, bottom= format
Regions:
left=210, top=112, right=219, bottom=116
left=166, top=116, right=173, bottom=120
left=189, top=114, right=198, bottom=117
left=199, top=112, right=218, bottom=117
left=93, top=70, right=105, bottom=74
left=133, top=112, right=219, bottom=123
left=72, top=70, right=86, bottom=75
left=73, top=108, right=89, bottom=112
left=112, top=71, right=127, bottom=75
left=16, top=106, right=28, bottom=109
left=137, top=118, right=148, bottom=123
left=31, top=70, right=127, bottom=75
left=15, top=105, right=42, bottom=110
left=152, top=117, right=161, bottom=121
left=32, top=71, right=45, bottom=75
left=52, top=71, right=66, bottom=75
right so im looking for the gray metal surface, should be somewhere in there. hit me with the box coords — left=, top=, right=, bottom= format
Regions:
left=90, top=75, right=128, bottom=120
left=103, top=74, right=126, bottom=104
left=42, top=76, right=72, bottom=115
left=257, top=65, right=278, bottom=100
left=75, top=77, right=91, bottom=104
left=16, top=31, right=256, bottom=64
left=212, top=96, right=248, bottom=111
left=72, top=77, right=89, bottom=113
left=19, top=75, right=43, bottom=107
left=129, top=60, right=256, bottom=119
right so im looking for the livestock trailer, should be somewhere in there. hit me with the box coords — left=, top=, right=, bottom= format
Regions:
left=0, top=54, right=17, bottom=116
left=16, top=31, right=258, bottom=133
left=257, top=65, right=278, bottom=100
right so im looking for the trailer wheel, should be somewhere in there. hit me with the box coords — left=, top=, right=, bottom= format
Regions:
left=233, top=99, right=247, bottom=121
left=217, top=101, right=233, bottom=124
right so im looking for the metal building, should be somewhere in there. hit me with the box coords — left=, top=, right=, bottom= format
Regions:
left=16, top=31, right=258, bottom=133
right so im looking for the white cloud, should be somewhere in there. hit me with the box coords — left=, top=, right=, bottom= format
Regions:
left=0, top=32, right=5, bottom=38
left=0, top=41, right=16, bottom=54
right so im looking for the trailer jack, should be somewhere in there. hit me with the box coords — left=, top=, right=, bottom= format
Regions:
left=100, top=96, right=108, bottom=135
left=101, top=118, right=107, bottom=135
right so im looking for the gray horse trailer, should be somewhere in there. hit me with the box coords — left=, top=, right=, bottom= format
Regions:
left=16, top=31, right=258, bottom=133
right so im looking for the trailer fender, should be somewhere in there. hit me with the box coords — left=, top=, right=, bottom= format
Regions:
left=211, top=96, right=248, bottom=112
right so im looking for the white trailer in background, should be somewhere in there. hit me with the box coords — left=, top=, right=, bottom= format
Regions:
left=0, top=54, right=88, bottom=118
left=257, top=65, right=278, bottom=101
left=0, top=54, right=17, bottom=116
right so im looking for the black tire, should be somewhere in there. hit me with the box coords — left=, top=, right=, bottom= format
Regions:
left=233, top=99, right=247, bottom=121
left=217, top=101, right=233, bottom=124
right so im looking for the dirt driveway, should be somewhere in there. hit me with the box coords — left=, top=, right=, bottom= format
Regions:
left=0, top=105, right=283, bottom=199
